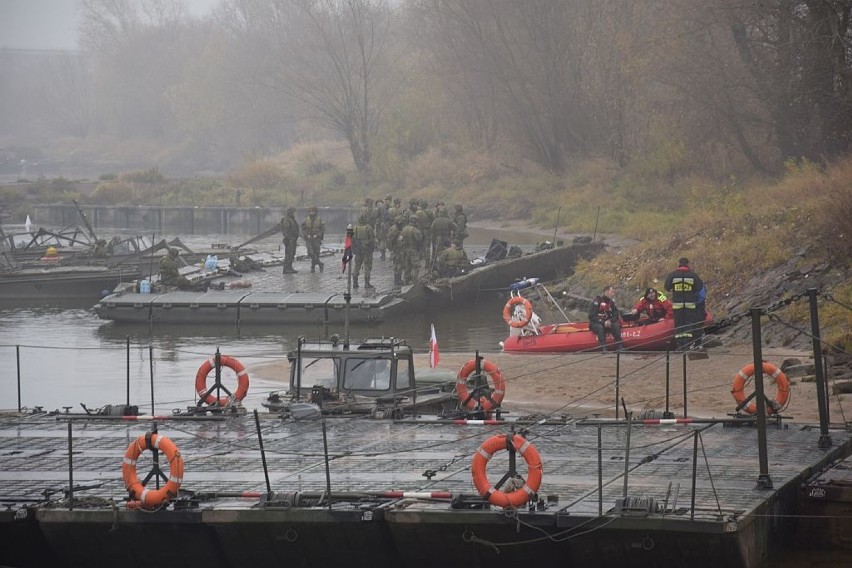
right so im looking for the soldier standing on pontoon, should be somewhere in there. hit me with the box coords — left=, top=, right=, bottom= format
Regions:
left=301, top=207, right=325, bottom=273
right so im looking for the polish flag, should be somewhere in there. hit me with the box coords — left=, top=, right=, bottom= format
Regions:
left=429, top=324, right=440, bottom=368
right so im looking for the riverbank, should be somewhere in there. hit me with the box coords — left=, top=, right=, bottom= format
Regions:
left=251, top=344, right=846, bottom=426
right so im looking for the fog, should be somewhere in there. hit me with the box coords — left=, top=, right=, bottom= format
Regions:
left=1, top=0, right=850, bottom=180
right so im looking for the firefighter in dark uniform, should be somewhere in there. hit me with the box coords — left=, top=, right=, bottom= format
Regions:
left=664, top=257, right=704, bottom=350
left=588, top=285, right=622, bottom=352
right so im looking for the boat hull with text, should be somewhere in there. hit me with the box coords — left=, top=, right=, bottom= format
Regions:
left=501, top=314, right=714, bottom=353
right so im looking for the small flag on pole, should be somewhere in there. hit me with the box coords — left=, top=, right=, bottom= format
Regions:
left=341, top=232, right=353, bottom=272
left=429, top=323, right=440, bottom=368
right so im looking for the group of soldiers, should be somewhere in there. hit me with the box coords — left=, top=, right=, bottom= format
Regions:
left=280, top=199, right=471, bottom=289
left=352, top=197, right=471, bottom=287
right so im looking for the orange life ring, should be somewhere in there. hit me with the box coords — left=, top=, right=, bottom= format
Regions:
left=195, top=355, right=250, bottom=406
left=456, top=359, right=506, bottom=411
left=122, top=433, right=184, bottom=510
left=471, top=434, right=542, bottom=508
left=503, top=296, right=533, bottom=328
left=731, top=362, right=790, bottom=415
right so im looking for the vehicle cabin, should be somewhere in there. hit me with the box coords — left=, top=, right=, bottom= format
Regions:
left=287, top=337, right=423, bottom=405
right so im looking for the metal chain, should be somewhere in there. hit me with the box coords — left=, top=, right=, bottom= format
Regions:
left=422, top=453, right=468, bottom=480
left=710, top=291, right=813, bottom=333
left=823, top=293, right=852, bottom=313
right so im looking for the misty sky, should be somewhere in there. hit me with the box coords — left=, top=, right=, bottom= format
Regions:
left=0, top=0, right=219, bottom=50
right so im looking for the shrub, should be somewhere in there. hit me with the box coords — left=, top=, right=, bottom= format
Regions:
left=227, top=159, right=283, bottom=191
left=121, top=168, right=165, bottom=185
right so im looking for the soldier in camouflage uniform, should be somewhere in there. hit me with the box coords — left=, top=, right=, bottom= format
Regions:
left=159, top=248, right=191, bottom=290
left=400, top=216, right=423, bottom=285
left=351, top=214, right=376, bottom=289
left=300, top=207, right=325, bottom=273
left=432, top=240, right=470, bottom=278
left=415, top=202, right=431, bottom=268
left=359, top=197, right=376, bottom=227
left=374, top=198, right=389, bottom=260
left=279, top=207, right=300, bottom=274
left=430, top=205, right=455, bottom=266
left=453, top=204, right=469, bottom=248
left=386, top=216, right=405, bottom=286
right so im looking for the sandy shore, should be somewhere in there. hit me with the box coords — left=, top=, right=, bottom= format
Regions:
left=251, top=344, right=846, bottom=425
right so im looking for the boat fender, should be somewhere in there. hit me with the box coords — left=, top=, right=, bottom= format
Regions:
left=509, top=277, right=540, bottom=291
left=195, top=355, right=250, bottom=406
left=503, top=296, right=533, bottom=328
left=471, top=433, right=542, bottom=508
left=456, top=359, right=506, bottom=412
left=731, top=362, right=790, bottom=415
left=122, top=432, right=184, bottom=510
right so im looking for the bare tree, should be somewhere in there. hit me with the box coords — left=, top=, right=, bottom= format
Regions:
left=289, top=0, right=396, bottom=175
left=728, top=0, right=852, bottom=162
left=414, top=0, right=602, bottom=172
left=219, top=0, right=397, bottom=175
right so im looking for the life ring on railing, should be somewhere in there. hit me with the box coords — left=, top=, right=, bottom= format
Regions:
left=122, top=433, right=184, bottom=510
left=471, top=434, right=542, bottom=508
left=503, top=296, right=533, bottom=328
left=731, top=362, right=790, bottom=415
left=195, top=355, right=250, bottom=406
left=456, top=359, right=506, bottom=411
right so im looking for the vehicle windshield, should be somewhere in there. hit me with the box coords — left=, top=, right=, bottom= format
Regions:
left=292, top=357, right=338, bottom=391
left=343, top=357, right=391, bottom=391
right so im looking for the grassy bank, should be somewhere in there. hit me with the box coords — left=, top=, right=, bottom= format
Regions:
left=1, top=144, right=849, bottom=349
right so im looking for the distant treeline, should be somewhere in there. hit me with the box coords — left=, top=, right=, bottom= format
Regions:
left=1, top=0, right=851, bottom=180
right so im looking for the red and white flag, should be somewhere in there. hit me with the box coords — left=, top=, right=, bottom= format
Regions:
left=429, top=323, right=440, bottom=368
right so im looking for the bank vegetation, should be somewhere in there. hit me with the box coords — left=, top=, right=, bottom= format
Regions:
left=1, top=0, right=850, bottom=349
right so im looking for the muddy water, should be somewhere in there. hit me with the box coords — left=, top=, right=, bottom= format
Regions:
left=0, top=226, right=558, bottom=412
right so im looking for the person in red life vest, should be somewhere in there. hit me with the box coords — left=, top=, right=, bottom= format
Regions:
left=588, top=285, right=622, bottom=352
left=628, top=287, right=673, bottom=324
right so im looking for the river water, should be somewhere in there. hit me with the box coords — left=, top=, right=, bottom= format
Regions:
left=0, top=225, right=550, bottom=413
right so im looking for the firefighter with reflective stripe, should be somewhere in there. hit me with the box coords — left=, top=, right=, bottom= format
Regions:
left=664, top=257, right=704, bottom=350
left=351, top=214, right=375, bottom=289
left=588, top=285, right=622, bottom=352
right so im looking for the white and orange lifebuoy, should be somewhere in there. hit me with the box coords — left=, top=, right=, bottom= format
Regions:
left=471, top=433, right=542, bottom=508
left=503, top=296, right=533, bottom=328
left=456, top=359, right=506, bottom=411
left=731, top=361, right=790, bottom=415
left=122, top=433, right=184, bottom=510
left=195, top=355, right=250, bottom=406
